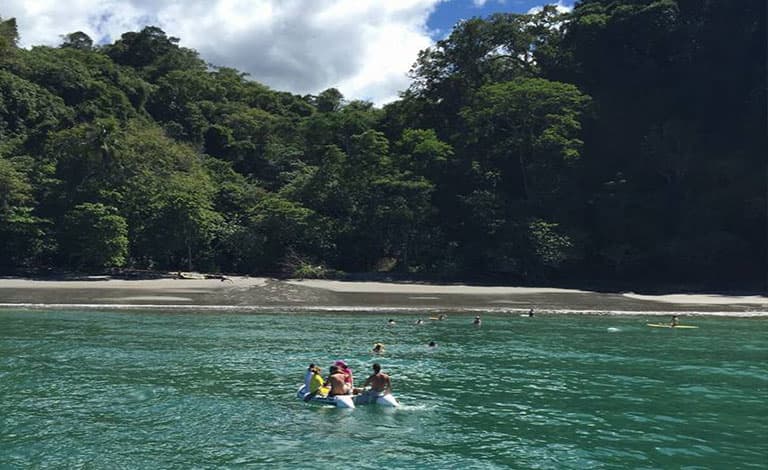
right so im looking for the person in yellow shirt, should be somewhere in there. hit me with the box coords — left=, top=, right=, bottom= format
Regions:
left=309, top=366, right=325, bottom=393
left=304, top=366, right=330, bottom=400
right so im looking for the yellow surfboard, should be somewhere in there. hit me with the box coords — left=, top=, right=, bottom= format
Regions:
left=647, top=323, right=699, bottom=329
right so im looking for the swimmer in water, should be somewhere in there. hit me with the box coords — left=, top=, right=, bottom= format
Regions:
left=473, top=315, right=481, bottom=326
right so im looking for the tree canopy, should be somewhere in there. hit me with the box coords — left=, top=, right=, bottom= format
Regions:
left=0, top=1, right=764, bottom=284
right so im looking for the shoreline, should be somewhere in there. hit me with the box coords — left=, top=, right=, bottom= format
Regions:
left=0, top=276, right=766, bottom=316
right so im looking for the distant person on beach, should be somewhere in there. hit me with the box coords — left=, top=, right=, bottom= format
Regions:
left=671, top=315, right=679, bottom=327
left=372, top=343, right=384, bottom=354
left=473, top=315, right=482, bottom=326
left=528, top=308, right=535, bottom=317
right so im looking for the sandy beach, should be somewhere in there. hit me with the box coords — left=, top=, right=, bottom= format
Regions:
left=0, top=275, right=766, bottom=315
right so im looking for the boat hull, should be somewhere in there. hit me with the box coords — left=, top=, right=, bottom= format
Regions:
left=297, top=385, right=355, bottom=408
left=297, top=386, right=399, bottom=408
left=353, top=390, right=399, bottom=407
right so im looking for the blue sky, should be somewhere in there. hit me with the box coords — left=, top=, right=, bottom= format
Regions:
left=6, top=1, right=575, bottom=105
left=427, top=0, right=574, bottom=38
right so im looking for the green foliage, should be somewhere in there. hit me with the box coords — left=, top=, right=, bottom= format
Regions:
left=60, top=202, right=128, bottom=269
left=0, top=6, right=761, bottom=283
left=0, top=17, right=19, bottom=66
left=526, top=219, right=573, bottom=270
left=462, top=78, right=589, bottom=200
left=0, top=70, right=73, bottom=141
left=241, top=194, right=330, bottom=272
left=104, top=26, right=205, bottom=81
left=14, top=47, right=147, bottom=121
left=60, top=32, right=94, bottom=51
left=394, top=128, right=453, bottom=175
left=0, top=155, right=51, bottom=268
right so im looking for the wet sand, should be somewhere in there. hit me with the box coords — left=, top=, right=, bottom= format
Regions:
left=0, top=276, right=766, bottom=315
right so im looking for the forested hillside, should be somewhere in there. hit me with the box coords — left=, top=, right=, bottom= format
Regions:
left=0, top=0, right=764, bottom=283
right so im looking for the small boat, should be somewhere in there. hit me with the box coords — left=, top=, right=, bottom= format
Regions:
left=353, top=390, right=399, bottom=407
left=297, top=385, right=399, bottom=408
left=297, top=385, right=355, bottom=408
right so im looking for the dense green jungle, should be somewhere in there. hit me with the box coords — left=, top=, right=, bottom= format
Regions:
left=0, top=0, right=764, bottom=284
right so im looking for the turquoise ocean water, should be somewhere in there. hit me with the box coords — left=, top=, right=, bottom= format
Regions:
left=1, top=309, right=766, bottom=469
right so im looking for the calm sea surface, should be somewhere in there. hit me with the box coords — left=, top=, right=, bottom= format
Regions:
left=1, top=309, right=766, bottom=469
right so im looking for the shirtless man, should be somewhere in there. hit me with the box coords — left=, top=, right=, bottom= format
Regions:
left=362, top=363, right=392, bottom=394
left=326, top=366, right=350, bottom=396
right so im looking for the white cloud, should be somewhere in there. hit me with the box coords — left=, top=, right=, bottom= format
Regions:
left=527, top=1, right=573, bottom=15
left=3, top=0, right=441, bottom=106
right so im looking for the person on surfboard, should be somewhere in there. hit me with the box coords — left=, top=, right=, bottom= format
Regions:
left=671, top=315, right=679, bottom=327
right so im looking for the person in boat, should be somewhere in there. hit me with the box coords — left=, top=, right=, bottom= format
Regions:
left=671, top=315, right=679, bottom=327
left=355, top=363, right=393, bottom=404
left=304, top=363, right=316, bottom=390
left=303, top=365, right=329, bottom=401
left=335, top=360, right=361, bottom=393
left=372, top=342, right=384, bottom=354
left=326, top=365, right=351, bottom=396
left=362, top=363, right=392, bottom=395
left=309, top=366, right=326, bottom=393
left=473, top=315, right=482, bottom=326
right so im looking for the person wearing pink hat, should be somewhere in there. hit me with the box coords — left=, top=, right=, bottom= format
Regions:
left=334, top=360, right=362, bottom=394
